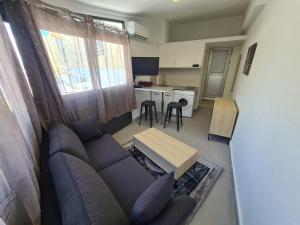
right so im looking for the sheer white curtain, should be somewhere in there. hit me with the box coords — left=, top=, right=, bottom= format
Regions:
left=0, top=17, right=40, bottom=225
left=32, top=4, right=135, bottom=122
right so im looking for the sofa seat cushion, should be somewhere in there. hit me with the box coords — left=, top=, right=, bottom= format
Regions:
left=49, top=153, right=129, bottom=225
left=99, top=157, right=155, bottom=216
left=49, top=123, right=89, bottom=163
left=148, top=196, right=196, bottom=225
left=84, top=134, right=130, bottom=171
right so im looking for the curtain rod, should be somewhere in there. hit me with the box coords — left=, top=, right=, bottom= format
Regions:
left=24, top=0, right=66, bottom=14
left=23, top=0, right=127, bottom=34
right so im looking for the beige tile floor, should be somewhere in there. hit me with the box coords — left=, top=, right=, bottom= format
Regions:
left=113, top=107, right=237, bottom=225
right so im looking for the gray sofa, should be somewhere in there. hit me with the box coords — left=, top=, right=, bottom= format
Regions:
left=48, top=123, right=196, bottom=225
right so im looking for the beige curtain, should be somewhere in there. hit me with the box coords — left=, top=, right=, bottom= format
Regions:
left=4, top=0, right=74, bottom=128
left=31, top=2, right=135, bottom=122
left=0, top=16, right=40, bottom=225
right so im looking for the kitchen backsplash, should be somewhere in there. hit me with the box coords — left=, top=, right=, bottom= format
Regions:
left=157, top=68, right=202, bottom=87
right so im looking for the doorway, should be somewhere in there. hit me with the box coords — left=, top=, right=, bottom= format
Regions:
left=203, top=48, right=232, bottom=98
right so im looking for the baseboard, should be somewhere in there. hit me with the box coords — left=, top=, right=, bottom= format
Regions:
left=229, top=142, right=244, bottom=225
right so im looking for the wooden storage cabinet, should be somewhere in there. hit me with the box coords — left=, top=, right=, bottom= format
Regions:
left=209, top=98, right=238, bottom=139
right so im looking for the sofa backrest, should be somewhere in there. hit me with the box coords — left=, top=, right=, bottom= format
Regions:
left=49, top=123, right=89, bottom=162
left=49, top=152, right=129, bottom=225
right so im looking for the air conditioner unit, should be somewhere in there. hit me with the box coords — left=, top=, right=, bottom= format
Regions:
left=127, top=21, right=149, bottom=40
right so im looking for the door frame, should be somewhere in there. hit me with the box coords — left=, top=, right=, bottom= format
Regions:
left=203, top=47, right=232, bottom=99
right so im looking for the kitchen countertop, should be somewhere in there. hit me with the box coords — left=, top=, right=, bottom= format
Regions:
left=134, top=85, right=198, bottom=93
left=134, top=86, right=174, bottom=92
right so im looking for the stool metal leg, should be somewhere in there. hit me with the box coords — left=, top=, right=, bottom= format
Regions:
left=180, top=107, right=183, bottom=125
left=153, top=104, right=158, bottom=123
left=164, top=105, right=169, bottom=128
left=168, top=107, right=172, bottom=123
left=149, top=105, right=153, bottom=127
left=139, top=104, right=143, bottom=126
left=176, top=109, right=180, bottom=132
left=145, top=105, right=148, bottom=121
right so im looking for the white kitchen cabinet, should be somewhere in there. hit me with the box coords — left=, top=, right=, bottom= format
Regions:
left=163, top=91, right=174, bottom=112
left=135, top=89, right=151, bottom=109
left=159, top=43, right=177, bottom=68
left=159, top=40, right=205, bottom=68
left=151, top=92, right=162, bottom=112
left=132, top=89, right=151, bottom=120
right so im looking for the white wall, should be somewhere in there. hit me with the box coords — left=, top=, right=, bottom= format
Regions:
left=169, top=16, right=243, bottom=42
left=241, top=0, right=268, bottom=33
left=231, top=1, right=300, bottom=225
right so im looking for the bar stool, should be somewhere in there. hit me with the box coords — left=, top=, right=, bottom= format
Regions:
left=139, top=100, right=158, bottom=127
left=164, top=102, right=183, bottom=132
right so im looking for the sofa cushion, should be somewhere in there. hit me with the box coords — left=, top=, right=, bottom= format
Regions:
left=131, top=172, right=174, bottom=225
left=49, top=123, right=89, bottom=162
left=49, top=153, right=129, bottom=225
left=147, top=196, right=196, bottom=225
left=99, top=157, right=155, bottom=216
left=72, top=117, right=103, bottom=143
left=84, top=134, right=130, bottom=171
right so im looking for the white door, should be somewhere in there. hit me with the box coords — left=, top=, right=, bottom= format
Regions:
left=204, top=48, right=231, bottom=98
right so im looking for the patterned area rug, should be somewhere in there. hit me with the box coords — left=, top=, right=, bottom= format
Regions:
left=123, top=141, right=223, bottom=222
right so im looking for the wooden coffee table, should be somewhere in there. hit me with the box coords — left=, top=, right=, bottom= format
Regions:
left=133, top=128, right=198, bottom=179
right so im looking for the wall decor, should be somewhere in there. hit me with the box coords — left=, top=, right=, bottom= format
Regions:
left=243, top=43, right=257, bottom=75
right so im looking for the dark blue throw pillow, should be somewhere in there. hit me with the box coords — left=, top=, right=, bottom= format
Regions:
left=72, top=116, right=103, bottom=143
left=131, top=172, right=174, bottom=225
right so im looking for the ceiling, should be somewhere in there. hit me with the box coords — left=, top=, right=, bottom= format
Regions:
left=74, top=0, right=250, bottom=24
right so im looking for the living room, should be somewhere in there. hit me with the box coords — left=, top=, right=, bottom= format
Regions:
left=0, top=0, right=299, bottom=225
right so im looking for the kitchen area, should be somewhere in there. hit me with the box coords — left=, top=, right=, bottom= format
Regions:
left=131, top=35, right=246, bottom=126
left=132, top=85, right=198, bottom=121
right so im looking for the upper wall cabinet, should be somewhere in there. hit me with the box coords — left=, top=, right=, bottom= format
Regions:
left=159, top=40, right=205, bottom=68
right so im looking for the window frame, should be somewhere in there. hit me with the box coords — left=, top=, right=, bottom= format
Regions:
left=80, top=14, right=125, bottom=30
left=92, top=16, right=125, bottom=29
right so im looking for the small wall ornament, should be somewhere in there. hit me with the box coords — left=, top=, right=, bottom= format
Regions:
left=243, top=43, right=257, bottom=75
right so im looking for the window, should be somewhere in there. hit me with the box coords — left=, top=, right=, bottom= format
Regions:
left=4, top=22, right=32, bottom=95
left=40, top=30, right=127, bottom=95
left=96, top=41, right=126, bottom=88
left=41, top=30, right=93, bottom=95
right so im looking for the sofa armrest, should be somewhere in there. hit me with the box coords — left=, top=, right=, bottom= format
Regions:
left=147, top=196, right=196, bottom=225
